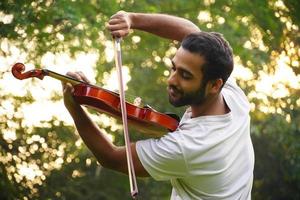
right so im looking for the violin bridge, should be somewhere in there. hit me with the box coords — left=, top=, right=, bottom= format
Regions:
left=133, top=97, right=142, bottom=107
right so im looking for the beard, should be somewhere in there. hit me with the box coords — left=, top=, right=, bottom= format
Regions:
left=168, top=83, right=207, bottom=107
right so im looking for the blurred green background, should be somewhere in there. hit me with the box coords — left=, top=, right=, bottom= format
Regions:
left=0, top=0, right=299, bottom=199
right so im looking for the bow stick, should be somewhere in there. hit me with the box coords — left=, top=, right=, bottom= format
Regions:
left=114, top=38, right=138, bottom=198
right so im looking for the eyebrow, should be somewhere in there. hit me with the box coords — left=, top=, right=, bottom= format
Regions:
left=171, top=60, right=194, bottom=77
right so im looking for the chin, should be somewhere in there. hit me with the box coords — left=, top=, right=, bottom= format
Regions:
left=169, top=97, right=185, bottom=107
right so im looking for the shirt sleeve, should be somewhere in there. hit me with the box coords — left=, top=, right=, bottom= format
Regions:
left=223, top=76, right=250, bottom=114
left=136, top=131, right=188, bottom=181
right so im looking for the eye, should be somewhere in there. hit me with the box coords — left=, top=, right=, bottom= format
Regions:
left=181, top=71, right=192, bottom=80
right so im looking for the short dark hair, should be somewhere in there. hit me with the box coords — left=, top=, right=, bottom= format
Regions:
left=181, top=32, right=234, bottom=86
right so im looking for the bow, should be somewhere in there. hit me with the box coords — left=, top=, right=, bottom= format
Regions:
left=114, top=38, right=138, bottom=198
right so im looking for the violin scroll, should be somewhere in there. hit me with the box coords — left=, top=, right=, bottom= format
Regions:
left=12, top=63, right=45, bottom=80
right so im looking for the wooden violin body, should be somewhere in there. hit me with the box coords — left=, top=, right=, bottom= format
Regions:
left=12, top=63, right=179, bottom=137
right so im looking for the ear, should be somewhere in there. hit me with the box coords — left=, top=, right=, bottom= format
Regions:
left=207, top=78, right=223, bottom=94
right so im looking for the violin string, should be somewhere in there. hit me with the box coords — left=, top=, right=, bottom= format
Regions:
left=46, top=69, right=147, bottom=106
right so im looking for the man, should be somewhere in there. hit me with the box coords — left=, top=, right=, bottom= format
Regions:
left=63, top=11, right=254, bottom=199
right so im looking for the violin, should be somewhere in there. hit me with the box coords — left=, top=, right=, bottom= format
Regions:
left=12, top=62, right=179, bottom=137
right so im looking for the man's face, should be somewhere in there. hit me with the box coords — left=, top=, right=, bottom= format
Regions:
left=167, top=47, right=207, bottom=107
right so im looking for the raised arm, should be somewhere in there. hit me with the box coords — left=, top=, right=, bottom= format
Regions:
left=107, top=11, right=200, bottom=42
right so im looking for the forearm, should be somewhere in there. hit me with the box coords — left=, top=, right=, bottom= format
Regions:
left=130, top=13, right=200, bottom=41
left=67, top=104, right=123, bottom=168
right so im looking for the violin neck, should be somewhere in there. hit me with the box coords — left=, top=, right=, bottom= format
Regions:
left=44, top=69, right=85, bottom=85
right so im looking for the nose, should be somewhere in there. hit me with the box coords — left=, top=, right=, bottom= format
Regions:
left=167, top=70, right=178, bottom=87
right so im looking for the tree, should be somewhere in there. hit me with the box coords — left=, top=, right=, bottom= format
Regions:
left=0, top=0, right=299, bottom=199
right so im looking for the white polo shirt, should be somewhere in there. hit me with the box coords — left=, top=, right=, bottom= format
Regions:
left=136, top=77, right=254, bottom=200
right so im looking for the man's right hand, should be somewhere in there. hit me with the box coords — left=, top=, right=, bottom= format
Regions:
left=107, top=11, right=199, bottom=42
left=107, top=11, right=132, bottom=38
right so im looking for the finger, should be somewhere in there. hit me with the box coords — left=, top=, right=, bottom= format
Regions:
left=109, top=13, right=121, bottom=20
left=107, top=24, right=129, bottom=32
left=66, top=71, right=78, bottom=79
left=108, top=16, right=128, bottom=24
left=109, top=10, right=126, bottom=20
left=61, top=82, right=66, bottom=90
left=107, top=19, right=129, bottom=32
left=77, top=71, right=90, bottom=83
left=111, top=30, right=129, bottom=38
left=63, top=83, right=74, bottom=93
left=110, top=31, right=122, bottom=38
left=66, top=71, right=84, bottom=82
left=108, top=18, right=123, bottom=25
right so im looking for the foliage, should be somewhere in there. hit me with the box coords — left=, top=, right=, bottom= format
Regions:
left=0, top=0, right=299, bottom=199
left=251, top=113, right=300, bottom=200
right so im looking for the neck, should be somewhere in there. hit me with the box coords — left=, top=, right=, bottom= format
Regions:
left=190, top=93, right=229, bottom=118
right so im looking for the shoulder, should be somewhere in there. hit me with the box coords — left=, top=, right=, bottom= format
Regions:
left=222, top=76, right=250, bottom=114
